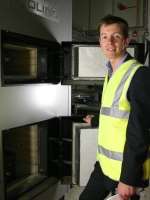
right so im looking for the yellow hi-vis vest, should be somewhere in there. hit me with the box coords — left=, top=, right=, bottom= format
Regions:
left=97, top=59, right=150, bottom=181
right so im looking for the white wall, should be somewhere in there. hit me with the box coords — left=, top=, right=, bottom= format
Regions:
left=72, top=0, right=113, bottom=31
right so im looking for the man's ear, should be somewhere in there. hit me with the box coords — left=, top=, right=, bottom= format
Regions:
left=125, top=37, right=130, bottom=47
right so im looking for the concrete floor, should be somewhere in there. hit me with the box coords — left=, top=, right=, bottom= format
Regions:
left=64, top=185, right=84, bottom=200
left=64, top=185, right=150, bottom=200
left=18, top=181, right=150, bottom=200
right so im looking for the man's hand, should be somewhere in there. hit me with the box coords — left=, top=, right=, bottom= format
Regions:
left=117, top=182, right=136, bottom=200
left=83, top=115, right=94, bottom=125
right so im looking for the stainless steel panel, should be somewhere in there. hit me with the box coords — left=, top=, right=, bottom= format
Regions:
left=0, top=0, right=72, bottom=42
left=0, top=83, right=71, bottom=130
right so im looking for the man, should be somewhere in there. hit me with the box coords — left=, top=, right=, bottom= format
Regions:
left=79, top=15, right=150, bottom=200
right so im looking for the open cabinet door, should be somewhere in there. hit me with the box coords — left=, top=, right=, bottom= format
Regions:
left=72, top=123, right=98, bottom=186
left=47, top=116, right=83, bottom=183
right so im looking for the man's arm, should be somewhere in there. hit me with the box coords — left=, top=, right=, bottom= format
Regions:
left=118, top=67, right=150, bottom=198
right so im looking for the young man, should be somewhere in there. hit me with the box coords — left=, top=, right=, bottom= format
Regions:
left=79, top=15, right=150, bottom=200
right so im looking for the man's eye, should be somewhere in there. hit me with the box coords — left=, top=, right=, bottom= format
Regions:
left=101, top=36, right=107, bottom=40
left=114, top=34, right=122, bottom=39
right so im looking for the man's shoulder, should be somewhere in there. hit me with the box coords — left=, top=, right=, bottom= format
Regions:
left=135, top=66, right=150, bottom=77
left=130, top=65, right=150, bottom=89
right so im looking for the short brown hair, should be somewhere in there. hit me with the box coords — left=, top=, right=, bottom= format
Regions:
left=98, top=14, right=129, bottom=38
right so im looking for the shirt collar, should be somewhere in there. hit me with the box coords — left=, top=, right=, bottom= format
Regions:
left=106, top=52, right=128, bottom=78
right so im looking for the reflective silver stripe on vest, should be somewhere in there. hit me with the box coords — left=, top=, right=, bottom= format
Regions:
left=98, top=145, right=123, bottom=161
left=101, top=107, right=129, bottom=119
left=101, top=62, right=138, bottom=119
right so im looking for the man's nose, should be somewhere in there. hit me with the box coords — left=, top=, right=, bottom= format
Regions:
left=107, top=36, right=114, bottom=43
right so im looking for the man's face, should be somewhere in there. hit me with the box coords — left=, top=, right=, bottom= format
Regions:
left=99, top=23, right=129, bottom=60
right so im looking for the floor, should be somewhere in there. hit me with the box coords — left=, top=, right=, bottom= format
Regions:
left=18, top=180, right=150, bottom=200
left=64, top=185, right=84, bottom=200
left=64, top=185, right=150, bottom=200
